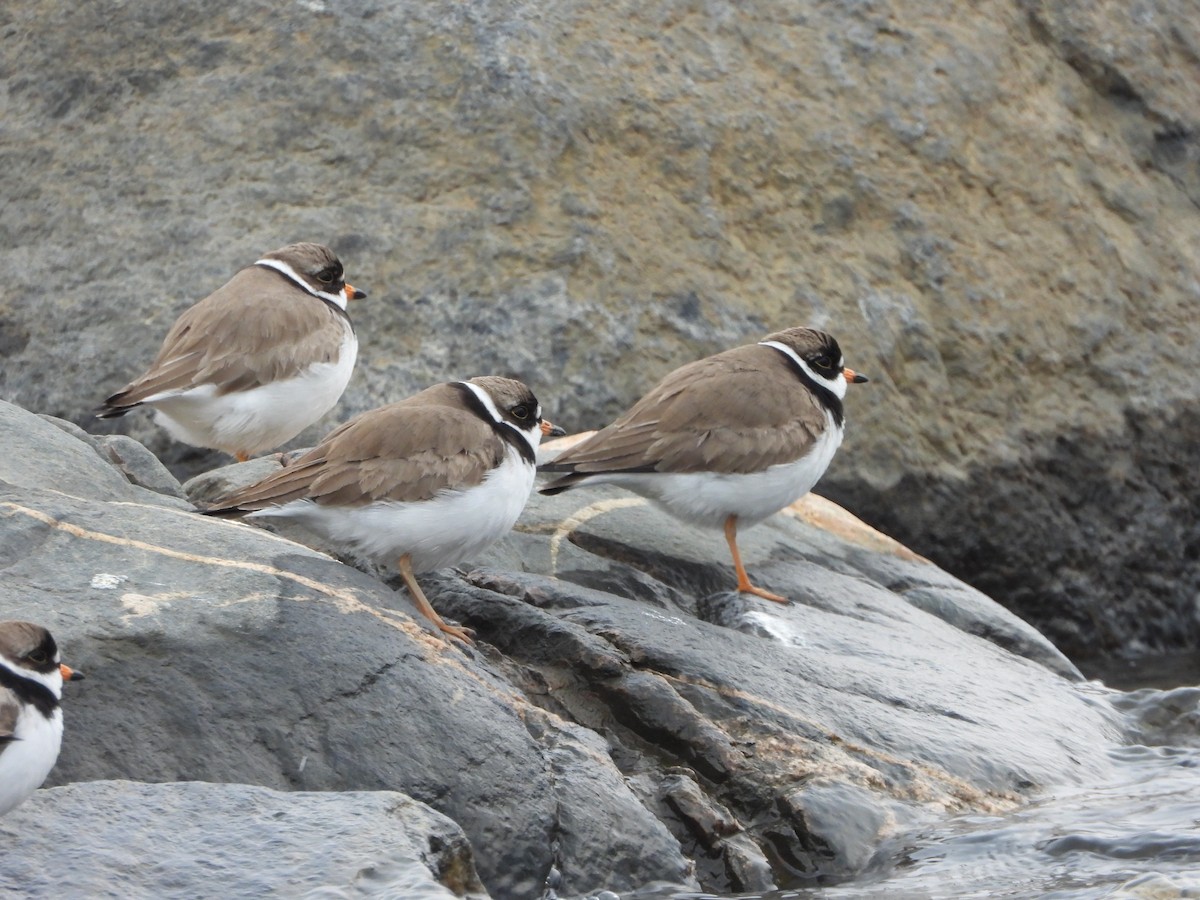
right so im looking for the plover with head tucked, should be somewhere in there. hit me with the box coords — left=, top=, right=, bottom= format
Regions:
left=98, top=242, right=367, bottom=461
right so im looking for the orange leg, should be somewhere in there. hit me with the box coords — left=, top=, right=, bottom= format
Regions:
left=724, top=515, right=789, bottom=604
left=398, top=554, right=475, bottom=644
left=235, top=451, right=251, bottom=463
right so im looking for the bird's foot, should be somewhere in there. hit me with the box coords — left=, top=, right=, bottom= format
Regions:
left=738, top=582, right=790, bottom=604
left=439, top=621, right=476, bottom=645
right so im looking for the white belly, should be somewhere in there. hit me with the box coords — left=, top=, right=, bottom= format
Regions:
left=0, top=706, right=63, bottom=816
left=148, top=326, right=357, bottom=456
left=591, top=418, right=844, bottom=529
left=249, top=448, right=536, bottom=572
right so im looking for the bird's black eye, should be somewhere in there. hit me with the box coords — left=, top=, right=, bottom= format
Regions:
left=27, top=649, right=49, bottom=665
left=511, top=404, right=530, bottom=420
left=811, top=354, right=833, bottom=370
left=316, top=266, right=340, bottom=285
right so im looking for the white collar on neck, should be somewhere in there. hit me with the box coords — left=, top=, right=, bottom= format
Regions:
left=255, top=258, right=348, bottom=310
left=457, top=381, right=542, bottom=457
left=759, top=340, right=847, bottom=399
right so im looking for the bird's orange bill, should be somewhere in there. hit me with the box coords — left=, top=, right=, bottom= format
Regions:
left=344, top=283, right=367, bottom=301
left=843, top=368, right=869, bottom=384
left=541, top=420, right=567, bottom=437
left=60, top=664, right=84, bottom=682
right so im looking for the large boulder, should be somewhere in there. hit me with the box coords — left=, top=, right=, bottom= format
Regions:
left=0, top=781, right=487, bottom=899
left=2, top=0, right=1197, bottom=667
left=0, top=404, right=688, bottom=898
left=0, top=399, right=1124, bottom=896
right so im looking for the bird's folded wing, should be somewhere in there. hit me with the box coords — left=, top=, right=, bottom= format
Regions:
left=549, top=351, right=828, bottom=476
left=208, top=405, right=505, bottom=509
left=103, top=272, right=348, bottom=408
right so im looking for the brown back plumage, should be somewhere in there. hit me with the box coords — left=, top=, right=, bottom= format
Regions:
left=543, top=327, right=844, bottom=484
left=204, top=382, right=517, bottom=512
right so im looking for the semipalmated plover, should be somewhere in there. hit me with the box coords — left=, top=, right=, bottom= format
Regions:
left=0, top=621, right=84, bottom=816
left=541, top=326, right=868, bottom=603
left=98, top=242, right=367, bottom=462
left=203, top=376, right=565, bottom=643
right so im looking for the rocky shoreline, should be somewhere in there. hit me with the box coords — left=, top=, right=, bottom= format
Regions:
left=3, top=0, right=1198, bottom=671
left=0, top=400, right=1126, bottom=897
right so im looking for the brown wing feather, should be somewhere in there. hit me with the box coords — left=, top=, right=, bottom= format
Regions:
left=207, top=385, right=506, bottom=510
left=102, top=267, right=349, bottom=410
left=551, top=344, right=828, bottom=476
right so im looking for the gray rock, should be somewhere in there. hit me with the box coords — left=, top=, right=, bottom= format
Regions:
left=1, top=403, right=140, bottom=501
left=0, top=397, right=1129, bottom=895
left=847, top=552, right=1081, bottom=681
left=0, top=781, right=488, bottom=899
left=827, top=406, right=1200, bottom=671
left=780, top=781, right=901, bottom=875
left=92, top=433, right=190, bottom=500
left=427, top=487, right=1125, bottom=887
left=1, top=0, right=1198, bottom=667
left=0, top=401, right=691, bottom=899
left=1108, top=686, right=1200, bottom=748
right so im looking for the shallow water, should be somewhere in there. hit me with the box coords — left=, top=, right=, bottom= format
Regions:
left=594, top=683, right=1200, bottom=900
left=800, top=742, right=1200, bottom=899
left=1081, top=652, right=1200, bottom=692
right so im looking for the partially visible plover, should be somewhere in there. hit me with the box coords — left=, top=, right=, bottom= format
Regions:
left=0, top=621, right=84, bottom=816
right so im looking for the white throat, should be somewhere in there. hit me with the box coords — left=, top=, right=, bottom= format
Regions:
left=255, top=258, right=348, bottom=311
left=458, top=381, right=542, bottom=458
left=759, top=340, right=848, bottom=399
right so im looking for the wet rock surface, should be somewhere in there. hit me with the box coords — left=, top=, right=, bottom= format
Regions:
left=0, top=781, right=487, bottom=899
left=1, top=0, right=1198, bottom=664
left=826, top=402, right=1200, bottom=666
left=0, top=400, right=1127, bottom=896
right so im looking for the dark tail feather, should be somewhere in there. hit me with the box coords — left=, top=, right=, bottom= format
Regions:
left=198, top=505, right=248, bottom=519
left=95, top=404, right=135, bottom=419
left=538, top=471, right=583, bottom=495
left=95, top=392, right=139, bottom=419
